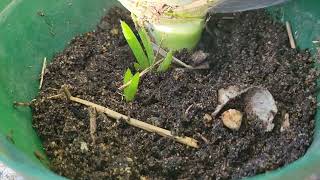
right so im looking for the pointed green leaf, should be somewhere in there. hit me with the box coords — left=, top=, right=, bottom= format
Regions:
left=124, top=68, right=133, bottom=84
left=120, top=21, right=149, bottom=69
left=138, top=28, right=154, bottom=65
left=157, top=51, right=173, bottom=72
left=124, top=72, right=140, bottom=102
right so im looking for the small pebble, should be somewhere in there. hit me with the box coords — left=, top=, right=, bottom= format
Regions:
left=110, top=28, right=119, bottom=35
left=190, top=50, right=209, bottom=65
left=126, top=157, right=133, bottom=162
left=148, top=117, right=161, bottom=127
left=280, top=113, right=290, bottom=132
left=203, top=113, right=213, bottom=123
left=80, top=142, right=89, bottom=152
left=221, top=109, right=243, bottom=130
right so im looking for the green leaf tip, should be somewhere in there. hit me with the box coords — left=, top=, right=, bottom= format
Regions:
left=124, top=68, right=133, bottom=84
left=120, top=20, right=149, bottom=70
left=138, top=28, right=155, bottom=66
left=123, top=70, right=140, bottom=102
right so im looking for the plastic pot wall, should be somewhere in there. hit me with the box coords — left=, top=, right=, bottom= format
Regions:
left=0, top=0, right=319, bottom=179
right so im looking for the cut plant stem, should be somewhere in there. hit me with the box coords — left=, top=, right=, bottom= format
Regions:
left=151, top=42, right=194, bottom=69
left=286, top=21, right=296, bottom=49
left=39, top=57, right=47, bottom=89
left=61, top=86, right=199, bottom=148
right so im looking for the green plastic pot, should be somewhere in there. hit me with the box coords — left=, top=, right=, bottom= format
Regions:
left=0, top=0, right=319, bottom=179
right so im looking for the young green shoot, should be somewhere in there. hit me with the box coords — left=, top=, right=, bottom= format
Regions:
left=120, top=20, right=174, bottom=102
left=123, top=69, right=140, bottom=102
left=157, top=50, right=173, bottom=72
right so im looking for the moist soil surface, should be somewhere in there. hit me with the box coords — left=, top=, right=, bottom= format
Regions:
left=32, top=7, right=318, bottom=179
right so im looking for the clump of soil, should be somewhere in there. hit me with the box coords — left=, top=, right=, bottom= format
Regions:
left=32, top=7, right=318, bottom=179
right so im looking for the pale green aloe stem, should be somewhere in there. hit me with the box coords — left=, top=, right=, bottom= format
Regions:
left=117, top=0, right=219, bottom=50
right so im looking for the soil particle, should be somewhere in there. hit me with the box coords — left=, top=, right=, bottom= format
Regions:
left=32, top=7, right=318, bottom=179
left=221, top=109, right=243, bottom=131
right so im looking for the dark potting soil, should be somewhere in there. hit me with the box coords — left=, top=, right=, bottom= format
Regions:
left=31, top=7, right=318, bottom=179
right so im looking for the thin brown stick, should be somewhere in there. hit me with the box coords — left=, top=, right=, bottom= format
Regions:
left=13, top=101, right=32, bottom=107
left=34, top=150, right=46, bottom=161
left=197, top=133, right=209, bottom=144
left=286, top=21, right=296, bottom=49
left=13, top=99, right=36, bottom=107
left=88, top=107, right=97, bottom=144
left=47, top=94, right=63, bottom=100
left=39, top=57, right=47, bottom=89
left=62, top=85, right=72, bottom=99
left=62, top=87, right=199, bottom=148
left=222, top=17, right=235, bottom=20
left=13, top=93, right=63, bottom=108
left=185, top=104, right=193, bottom=115
left=151, top=42, right=194, bottom=69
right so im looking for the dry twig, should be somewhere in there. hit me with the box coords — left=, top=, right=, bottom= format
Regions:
left=88, top=107, right=97, bottom=144
left=61, top=86, right=199, bottom=148
left=185, top=104, right=193, bottom=115
left=197, top=133, right=209, bottom=144
left=151, top=42, right=194, bottom=69
left=39, top=57, right=47, bottom=89
left=286, top=21, right=296, bottom=49
left=13, top=99, right=36, bottom=107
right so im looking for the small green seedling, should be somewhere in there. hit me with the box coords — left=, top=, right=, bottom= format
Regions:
left=157, top=50, right=173, bottom=72
left=120, top=20, right=174, bottom=102
left=120, top=20, right=154, bottom=70
left=123, top=68, right=140, bottom=102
